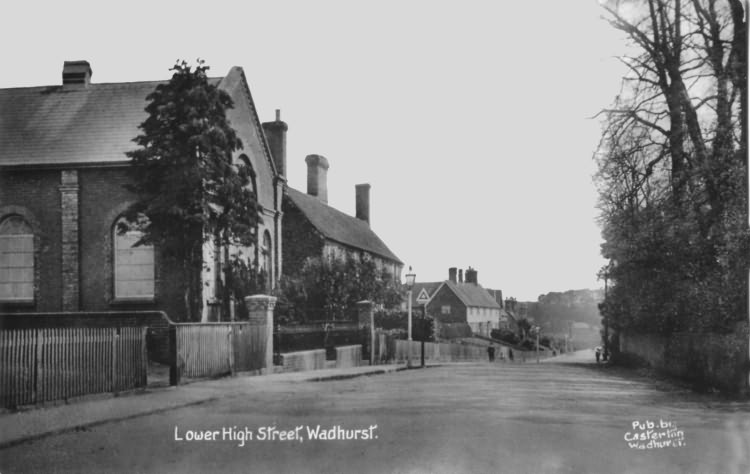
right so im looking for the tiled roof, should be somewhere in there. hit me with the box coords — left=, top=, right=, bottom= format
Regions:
left=285, top=187, right=402, bottom=264
left=443, top=280, right=501, bottom=309
left=0, top=77, right=222, bottom=166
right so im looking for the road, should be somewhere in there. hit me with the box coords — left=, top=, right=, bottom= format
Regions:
left=1, top=356, right=749, bottom=474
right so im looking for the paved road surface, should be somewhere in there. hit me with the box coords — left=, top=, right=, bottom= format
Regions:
left=1, top=359, right=749, bottom=473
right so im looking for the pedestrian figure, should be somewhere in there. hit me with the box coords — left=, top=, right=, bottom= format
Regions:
left=595, top=346, right=602, bottom=364
left=508, top=348, right=514, bottom=362
left=487, top=344, right=496, bottom=362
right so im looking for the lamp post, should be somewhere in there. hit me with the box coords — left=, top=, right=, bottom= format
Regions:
left=405, top=266, right=416, bottom=368
left=603, top=270, right=609, bottom=362
left=599, top=260, right=613, bottom=362
left=534, top=326, right=540, bottom=364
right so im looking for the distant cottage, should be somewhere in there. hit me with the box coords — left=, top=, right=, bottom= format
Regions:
left=0, top=61, right=283, bottom=321
left=424, top=267, right=502, bottom=338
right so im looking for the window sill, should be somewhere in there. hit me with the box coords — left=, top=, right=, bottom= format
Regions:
left=0, top=299, right=35, bottom=307
left=110, top=297, right=156, bottom=306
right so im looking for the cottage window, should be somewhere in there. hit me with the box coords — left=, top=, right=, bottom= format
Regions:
left=114, top=217, right=154, bottom=300
left=441, top=305, right=451, bottom=315
left=0, top=215, right=34, bottom=302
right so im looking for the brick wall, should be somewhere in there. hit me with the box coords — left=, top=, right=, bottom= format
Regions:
left=426, top=286, right=467, bottom=324
left=0, top=166, right=195, bottom=321
left=281, top=196, right=324, bottom=277
left=0, top=169, right=63, bottom=312
left=78, top=167, right=186, bottom=321
left=60, top=170, right=80, bottom=311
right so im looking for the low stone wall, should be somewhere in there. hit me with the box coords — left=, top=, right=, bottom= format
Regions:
left=619, top=324, right=749, bottom=393
left=278, top=349, right=327, bottom=372
left=335, top=345, right=362, bottom=369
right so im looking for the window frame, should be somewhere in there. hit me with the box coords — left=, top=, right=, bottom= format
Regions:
left=0, top=215, right=35, bottom=304
left=112, top=217, right=155, bottom=302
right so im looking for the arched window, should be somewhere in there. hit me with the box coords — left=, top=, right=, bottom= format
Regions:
left=114, top=217, right=154, bottom=300
left=261, top=230, right=272, bottom=290
left=0, top=215, right=34, bottom=302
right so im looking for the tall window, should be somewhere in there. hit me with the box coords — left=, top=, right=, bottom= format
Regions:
left=261, top=230, right=272, bottom=290
left=114, top=217, right=154, bottom=300
left=0, top=215, right=34, bottom=302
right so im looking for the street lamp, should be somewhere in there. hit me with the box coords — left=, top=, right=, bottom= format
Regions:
left=534, top=326, right=541, bottom=364
left=405, top=266, right=416, bottom=368
left=599, top=260, right=613, bottom=362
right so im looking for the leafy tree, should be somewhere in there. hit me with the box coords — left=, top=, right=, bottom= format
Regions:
left=527, top=289, right=605, bottom=333
left=596, top=1, right=749, bottom=337
left=278, top=255, right=403, bottom=322
left=516, top=318, right=532, bottom=341
left=123, top=60, right=261, bottom=321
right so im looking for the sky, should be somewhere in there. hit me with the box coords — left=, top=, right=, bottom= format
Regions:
left=1, top=1, right=629, bottom=301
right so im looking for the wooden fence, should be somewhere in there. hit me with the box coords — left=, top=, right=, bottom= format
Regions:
left=371, top=333, right=491, bottom=364
left=391, top=339, right=487, bottom=362
left=0, top=327, right=147, bottom=409
left=173, top=322, right=266, bottom=381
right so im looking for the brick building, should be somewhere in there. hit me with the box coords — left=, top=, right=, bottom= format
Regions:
left=0, top=61, right=283, bottom=321
left=426, top=267, right=502, bottom=337
left=280, top=154, right=402, bottom=279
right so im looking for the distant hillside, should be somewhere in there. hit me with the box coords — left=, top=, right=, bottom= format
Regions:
left=525, top=289, right=604, bottom=334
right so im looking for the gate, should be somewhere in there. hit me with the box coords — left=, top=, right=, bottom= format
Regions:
left=172, top=322, right=267, bottom=382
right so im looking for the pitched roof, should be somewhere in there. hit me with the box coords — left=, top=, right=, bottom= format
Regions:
left=409, top=282, right=442, bottom=306
left=0, top=80, right=173, bottom=166
left=441, top=280, right=501, bottom=309
left=285, top=186, right=402, bottom=264
left=0, top=69, right=276, bottom=172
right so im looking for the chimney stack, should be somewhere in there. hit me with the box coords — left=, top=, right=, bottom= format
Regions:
left=493, top=289, right=503, bottom=307
left=305, top=154, right=329, bottom=203
left=448, top=267, right=457, bottom=283
left=62, top=60, right=92, bottom=90
left=465, top=267, right=478, bottom=285
left=458, top=269, right=463, bottom=283
left=262, top=109, right=288, bottom=177
left=355, top=184, right=371, bottom=225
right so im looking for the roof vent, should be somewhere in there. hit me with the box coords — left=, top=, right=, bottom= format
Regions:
left=62, top=61, right=92, bottom=90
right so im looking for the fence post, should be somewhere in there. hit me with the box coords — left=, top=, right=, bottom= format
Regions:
left=111, top=328, right=117, bottom=392
left=34, top=329, right=41, bottom=405
left=169, top=325, right=180, bottom=386
left=357, top=301, right=374, bottom=366
left=228, top=327, right=235, bottom=376
left=141, top=327, right=148, bottom=387
left=245, top=295, right=277, bottom=375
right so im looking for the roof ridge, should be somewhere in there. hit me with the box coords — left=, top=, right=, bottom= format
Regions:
left=0, top=76, right=227, bottom=93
